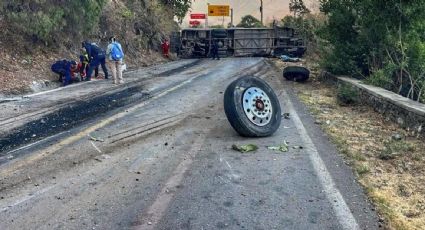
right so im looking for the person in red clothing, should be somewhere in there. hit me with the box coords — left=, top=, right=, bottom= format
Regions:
left=161, top=39, right=170, bottom=58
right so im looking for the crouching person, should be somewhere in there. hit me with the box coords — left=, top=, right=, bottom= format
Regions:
left=51, top=60, right=78, bottom=86
left=106, top=36, right=125, bottom=84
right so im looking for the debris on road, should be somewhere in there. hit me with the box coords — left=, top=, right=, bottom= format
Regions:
left=292, top=145, right=304, bottom=150
left=267, top=141, right=289, bottom=152
left=94, top=154, right=111, bottom=162
left=283, top=113, right=290, bottom=119
left=232, top=144, right=258, bottom=153
left=88, top=134, right=105, bottom=142
left=280, top=55, right=300, bottom=62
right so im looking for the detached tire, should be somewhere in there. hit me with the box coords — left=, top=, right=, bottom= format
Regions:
left=224, top=76, right=281, bottom=137
left=283, top=66, right=310, bottom=82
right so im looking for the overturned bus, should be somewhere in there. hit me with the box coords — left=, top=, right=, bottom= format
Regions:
left=172, top=26, right=306, bottom=58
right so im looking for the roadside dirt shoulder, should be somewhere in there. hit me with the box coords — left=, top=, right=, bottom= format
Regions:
left=273, top=58, right=425, bottom=229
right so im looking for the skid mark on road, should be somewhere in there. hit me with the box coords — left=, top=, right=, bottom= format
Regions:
left=90, top=141, right=102, bottom=153
left=220, top=155, right=241, bottom=180
left=133, top=134, right=206, bottom=230
left=0, top=71, right=208, bottom=176
left=279, top=89, right=360, bottom=230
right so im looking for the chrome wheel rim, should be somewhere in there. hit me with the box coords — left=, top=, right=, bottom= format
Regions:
left=242, top=87, right=273, bottom=126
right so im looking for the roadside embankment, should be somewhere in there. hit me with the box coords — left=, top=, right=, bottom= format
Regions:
left=320, top=72, right=425, bottom=137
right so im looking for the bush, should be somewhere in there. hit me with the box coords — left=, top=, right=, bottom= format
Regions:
left=379, top=139, right=415, bottom=160
left=1, top=0, right=107, bottom=44
left=364, top=69, right=394, bottom=91
left=337, top=84, right=359, bottom=105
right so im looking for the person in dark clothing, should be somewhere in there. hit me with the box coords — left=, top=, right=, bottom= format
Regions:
left=211, top=40, right=220, bottom=60
left=51, top=60, right=78, bottom=86
left=82, top=41, right=108, bottom=81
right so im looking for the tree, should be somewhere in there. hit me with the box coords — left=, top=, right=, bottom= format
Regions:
left=237, top=15, right=262, bottom=28
left=318, top=0, right=425, bottom=102
left=161, top=0, right=191, bottom=23
left=289, top=0, right=310, bottom=18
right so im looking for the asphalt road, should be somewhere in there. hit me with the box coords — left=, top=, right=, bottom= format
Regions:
left=0, top=58, right=379, bottom=230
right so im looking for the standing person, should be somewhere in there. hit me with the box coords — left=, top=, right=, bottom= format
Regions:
left=161, top=39, right=170, bottom=58
left=78, top=48, right=89, bottom=80
left=211, top=40, right=220, bottom=60
left=82, top=41, right=109, bottom=81
left=51, top=60, right=78, bottom=86
left=106, top=36, right=125, bottom=84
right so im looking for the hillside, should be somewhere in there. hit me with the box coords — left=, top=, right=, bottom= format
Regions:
left=0, top=0, right=181, bottom=95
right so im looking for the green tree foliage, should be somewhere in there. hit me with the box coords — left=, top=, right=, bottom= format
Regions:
left=1, top=0, right=107, bottom=43
left=289, top=0, right=310, bottom=18
left=319, top=0, right=425, bottom=102
left=280, top=14, right=324, bottom=53
left=161, top=0, right=191, bottom=23
left=237, top=15, right=262, bottom=28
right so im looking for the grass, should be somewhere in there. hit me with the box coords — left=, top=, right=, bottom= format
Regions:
left=275, top=58, right=425, bottom=230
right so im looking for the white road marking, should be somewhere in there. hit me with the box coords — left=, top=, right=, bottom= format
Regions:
left=280, top=89, right=360, bottom=230
left=24, top=80, right=98, bottom=98
left=4, top=131, right=70, bottom=156
left=133, top=135, right=206, bottom=230
left=90, top=141, right=102, bottom=153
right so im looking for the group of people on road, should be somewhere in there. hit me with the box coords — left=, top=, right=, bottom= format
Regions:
left=51, top=36, right=125, bottom=86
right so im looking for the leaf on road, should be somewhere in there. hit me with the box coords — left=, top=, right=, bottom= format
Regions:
left=88, top=134, right=105, bottom=142
left=232, top=144, right=258, bottom=153
left=268, top=141, right=289, bottom=152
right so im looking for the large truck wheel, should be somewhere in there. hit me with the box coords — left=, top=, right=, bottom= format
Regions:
left=224, top=76, right=282, bottom=137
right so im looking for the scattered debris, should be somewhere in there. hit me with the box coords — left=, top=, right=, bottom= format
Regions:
left=292, top=145, right=303, bottom=150
left=283, top=113, right=290, bottom=119
left=392, top=133, right=403, bottom=141
left=280, top=55, right=300, bottom=62
left=267, top=141, right=289, bottom=152
left=88, top=134, right=105, bottom=142
left=232, top=144, right=258, bottom=153
left=94, top=154, right=111, bottom=162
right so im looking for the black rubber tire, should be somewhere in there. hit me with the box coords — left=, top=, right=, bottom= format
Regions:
left=283, top=66, right=310, bottom=82
left=224, top=76, right=282, bottom=137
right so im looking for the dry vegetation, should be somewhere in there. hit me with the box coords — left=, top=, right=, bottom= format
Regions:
left=0, top=0, right=175, bottom=95
left=274, top=58, right=425, bottom=229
